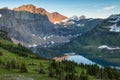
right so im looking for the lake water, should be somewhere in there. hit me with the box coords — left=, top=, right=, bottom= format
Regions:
left=66, top=55, right=120, bottom=70
left=66, top=55, right=95, bottom=65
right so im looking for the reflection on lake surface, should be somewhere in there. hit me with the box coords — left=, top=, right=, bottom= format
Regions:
left=66, top=54, right=120, bottom=70
left=66, top=55, right=95, bottom=65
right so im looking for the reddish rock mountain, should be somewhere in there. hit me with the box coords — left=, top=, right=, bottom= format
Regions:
left=13, top=4, right=67, bottom=23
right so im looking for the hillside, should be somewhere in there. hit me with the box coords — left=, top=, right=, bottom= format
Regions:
left=0, top=30, right=120, bottom=80
left=0, top=30, right=57, bottom=80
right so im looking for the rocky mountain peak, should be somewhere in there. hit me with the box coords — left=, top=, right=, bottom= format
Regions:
left=36, top=8, right=46, bottom=15
left=0, top=7, right=9, bottom=10
left=52, top=12, right=59, bottom=15
left=13, top=4, right=36, bottom=13
left=108, top=14, right=120, bottom=20
left=13, top=4, right=67, bottom=23
left=79, top=15, right=86, bottom=20
left=69, top=15, right=79, bottom=21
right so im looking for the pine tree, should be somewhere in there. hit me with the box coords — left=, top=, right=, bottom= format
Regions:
left=0, top=57, right=2, bottom=64
left=39, top=68, right=46, bottom=74
left=20, top=63, right=28, bottom=73
left=5, top=61, right=11, bottom=71
left=49, top=68, right=54, bottom=77
left=0, top=51, right=3, bottom=56
left=80, top=71, right=88, bottom=80
left=10, top=58, right=17, bottom=69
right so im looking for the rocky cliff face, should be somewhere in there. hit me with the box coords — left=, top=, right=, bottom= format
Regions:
left=0, top=5, right=102, bottom=48
left=0, top=9, right=72, bottom=47
left=13, top=4, right=67, bottom=23
left=0, top=9, right=56, bottom=46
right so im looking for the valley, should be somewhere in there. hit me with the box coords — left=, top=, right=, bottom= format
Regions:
left=36, top=14, right=120, bottom=67
left=0, top=1, right=120, bottom=80
left=0, top=5, right=119, bottom=67
left=1, top=30, right=120, bottom=80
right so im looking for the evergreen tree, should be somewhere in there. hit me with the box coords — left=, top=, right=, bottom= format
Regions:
left=0, top=57, right=2, bottom=64
left=80, top=74, right=88, bottom=80
left=20, top=63, right=28, bottom=73
left=39, top=68, right=46, bottom=74
left=49, top=68, right=54, bottom=77
left=5, top=61, right=11, bottom=71
left=10, top=58, right=17, bottom=69
left=0, top=51, right=3, bottom=56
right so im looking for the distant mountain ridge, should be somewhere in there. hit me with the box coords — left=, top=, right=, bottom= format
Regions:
left=13, top=4, right=67, bottom=23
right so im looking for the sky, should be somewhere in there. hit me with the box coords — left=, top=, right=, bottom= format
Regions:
left=0, top=0, right=120, bottom=18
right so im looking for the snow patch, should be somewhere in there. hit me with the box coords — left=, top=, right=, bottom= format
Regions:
left=54, top=21, right=60, bottom=24
left=28, top=44, right=37, bottom=47
left=76, top=24, right=84, bottom=27
left=43, top=36, right=47, bottom=40
left=98, top=45, right=120, bottom=50
left=98, top=45, right=109, bottom=49
left=69, top=16, right=79, bottom=21
left=28, top=45, right=32, bottom=47
left=88, top=18, right=94, bottom=21
left=0, top=14, right=2, bottom=18
left=64, top=26, right=67, bottom=27
left=47, top=35, right=54, bottom=39
left=73, top=33, right=82, bottom=37
left=51, top=41, right=55, bottom=44
left=68, top=35, right=72, bottom=37
left=44, top=45, right=47, bottom=48
left=62, top=19, right=69, bottom=22
left=32, top=44, right=37, bottom=47
left=62, top=16, right=79, bottom=22
left=68, top=21, right=75, bottom=24
left=32, top=34, right=35, bottom=36
left=109, top=24, right=120, bottom=32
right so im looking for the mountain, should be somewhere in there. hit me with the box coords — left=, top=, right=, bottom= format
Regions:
left=68, top=15, right=79, bottom=21
left=0, top=9, right=59, bottom=46
left=79, top=15, right=86, bottom=19
left=0, top=6, right=102, bottom=48
left=0, top=4, right=103, bottom=60
left=0, top=8, right=78, bottom=47
left=13, top=4, right=67, bottom=23
left=37, top=14, right=120, bottom=67
left=54, top=17, right=102, bottom=36
left=61, top=15, right=86, bottom=23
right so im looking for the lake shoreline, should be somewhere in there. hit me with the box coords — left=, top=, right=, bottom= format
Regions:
left=53, top=53, right=120, bottom=70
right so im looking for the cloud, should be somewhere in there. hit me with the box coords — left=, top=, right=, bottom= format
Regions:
left=104, top=6, right=117, bottom=11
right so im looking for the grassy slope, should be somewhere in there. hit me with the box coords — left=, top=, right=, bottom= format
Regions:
left=0, top=38, right=57, bottom=80
left=0, top=48, right=57, bottom=80
left=0, top=31, right=100, bottom=80
left=0, top=30, right=57, bottom=80
left=0, top=48, right=97, bottom=80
